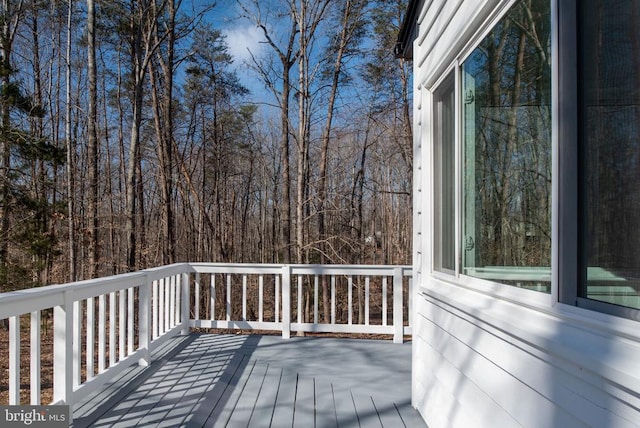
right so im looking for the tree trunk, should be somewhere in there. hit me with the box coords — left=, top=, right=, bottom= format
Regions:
left=125, top=79, right=142, bottom=271
left=87, top=0, right=99, bottom=277
left=280, top=72, right=292, bottom=264
left=318, top=0, right=360, bottom=322
left=65, top=0, right=76, bottom=281
left=0, top=0, right=16, bottom=290
left=149, top=0, right=176, bottom=265
left=124, top=0, right=164, bottom=271
left=295, top=0, right=308, bottom=265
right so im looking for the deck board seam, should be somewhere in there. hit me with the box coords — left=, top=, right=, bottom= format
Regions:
left=349, top=390, right=360, bottom=428
left=269, top=366, right=284, bottom=428
left=313, top=377, right=317, bottom=428
left=331, top=383, right=338, bottom=427
left=393, top=402, right=408, bottom=428
left=246, top=362, right=269, bottom=427
left=370, top=396, right=384, bottom=427
left=292, top=373, right=299, bottom=428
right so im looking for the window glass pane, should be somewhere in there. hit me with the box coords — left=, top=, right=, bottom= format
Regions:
left=461, top=0, right=552, bottom=292
left=433, top=74, right=455, bottom=272
left=580, top=1, right=640, bottom=309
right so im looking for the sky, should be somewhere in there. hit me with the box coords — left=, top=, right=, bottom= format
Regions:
left=224, top=23, right=267, bottom=101
left=190, top=0, right=269, bottom=102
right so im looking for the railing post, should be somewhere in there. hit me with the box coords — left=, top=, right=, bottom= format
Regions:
left=53, top=290, right=74, bottom=404
left=72, top=301, right=81, bottom=387
left=181, top=272, right=190, bottom=336
left=31, top=310, right=41, bottom=404
left=408, top=275, right=413, bottom=331
left=139, top=274, right=151, bottom=367
left=282, top=265, right=291, bottom=339
left=393, top=268, right=403, bottom=344
left=9, top=315, right=19, bottom=405
left=152, top=280, right=159, bottom=340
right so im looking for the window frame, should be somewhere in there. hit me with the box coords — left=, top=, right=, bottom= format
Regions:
left=428, top=6, right=518, bottom=286
left=431, top=0, right=555, bottom=308
left=432, top=72, right=457, bottom=275
left=426, top=0, right=640, bottom=320
left=556, top=0, right=577, bottom=308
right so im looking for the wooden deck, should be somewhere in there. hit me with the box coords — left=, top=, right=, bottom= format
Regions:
left=71, top=334, right=426, bottom=427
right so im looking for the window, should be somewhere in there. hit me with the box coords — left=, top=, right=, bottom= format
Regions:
left=579, top=0, right=640, bottom=310
left=422, top=0, right=640, bottom=319
left=460, top=0, right=552, bottom=292
left=433, top=74, right=455, bottom=273
left=425, top=0, right=640, bottom=318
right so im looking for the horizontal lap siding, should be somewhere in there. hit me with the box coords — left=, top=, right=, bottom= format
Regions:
left=414, top=0, right=500, bottom=89
left=415, top=296, right=570, bottom=427
left=413, top=332, right=510, bottom=428
left=414, top=290, right=640, bottom=427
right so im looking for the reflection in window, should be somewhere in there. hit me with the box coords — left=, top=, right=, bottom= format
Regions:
left=461, top=0, right=552, bottom=292
left=580, top=1, right=640, bottom=309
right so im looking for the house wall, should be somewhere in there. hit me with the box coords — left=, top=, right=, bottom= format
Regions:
left=411, top=1, right=640, bottom=427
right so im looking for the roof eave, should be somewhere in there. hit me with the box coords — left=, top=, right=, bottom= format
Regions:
left=395, top=0, right=422, bottom=60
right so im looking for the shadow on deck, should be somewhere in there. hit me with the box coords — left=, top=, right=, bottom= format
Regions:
left=72, top=334, right=425, bottom=427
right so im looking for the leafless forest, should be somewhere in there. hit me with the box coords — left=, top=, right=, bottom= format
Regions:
left=0, top=0, right=413, bottom=292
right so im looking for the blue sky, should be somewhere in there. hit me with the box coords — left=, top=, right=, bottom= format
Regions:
left=188, top=0, right=267, bottom=101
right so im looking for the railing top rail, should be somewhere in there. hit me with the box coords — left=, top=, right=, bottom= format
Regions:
left=288, top=264, right=412, bottom=276
left=0, top=272, right=142, bottom=319
left=0, top=263, right=192, bottom=319
left=145, top=263, right=194, bottom=280
left=189, top=262, right=412, bottom=277
left=189, top=263, right=285, bottom=275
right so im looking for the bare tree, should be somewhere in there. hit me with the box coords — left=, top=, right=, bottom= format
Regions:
left=149, top=0, right=178, bottom=265
left=293, top=0, right=330, bottom=265
left=65, top=0, right=76, bottom=281
left=317, top=0, right=367, bottom=321
left=241, top=0, right=299, bottom=263
left=86, top=0, right=99, bottom=277
left=0, top=0, right=26, bottom=289
left=116, top=0, right=167, bottom=271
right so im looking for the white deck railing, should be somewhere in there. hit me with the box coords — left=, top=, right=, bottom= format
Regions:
left=0, top=263, right=412, bottom=406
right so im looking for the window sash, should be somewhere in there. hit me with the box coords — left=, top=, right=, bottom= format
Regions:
left=433, top=74, right=456, bottom=274
left=458, top=0, right=553, bottom=293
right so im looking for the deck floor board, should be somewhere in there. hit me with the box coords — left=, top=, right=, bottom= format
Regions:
left=314, top=377, right=337, bottom=428
left=72, top=333, right=425, bottom=428
left=247, top=364, right=280, bottom=428
left=268, top=368, right=297, bottom=427
left=292, top=374, right=315, bottom=428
